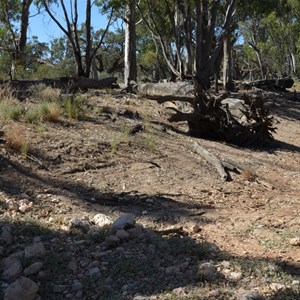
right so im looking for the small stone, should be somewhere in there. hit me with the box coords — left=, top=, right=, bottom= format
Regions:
left=165, top=266, right=179, bottom=275
left=110, top=214, right=135, bottom=233
left=72, top=280, right=83, bottom=292
left=198, top=262, right=217, bottom=281
left=24, top=242, right=46, bottom=258
left=229, top=271, right=243, bottom=281
left=75, top=290, right=83, bottom=298
left=69, top=218, right=90, bottom=233
left=270, top=283, right=285, bottom=291
left=23, top=262, right=43, bottom=276
left=4, top=277, right=39, bottom=300
left=236, top=290, right=265, bottom=300
left=208, top=289, right=221, bottom=297
left=92, top=213, right=112, bottom=227
left=68, top=261, right=78, bottom=272
left=0, top=224, right=13, bottom=245
left=292, top=280, right=300, bottom=286
left=18, top=199, right=33, bottom=213
left=290, top=237, right=300, bottom=246
left=87, top=267, right=100, bottom=276
left=115, top=229, right=130, bottom=240
left=190, top=224, right=201, bottom=233
left=53, top=284, right=67, bottom=293
left=2, top=257, right=23, bottom=282
left=127, top=224, right=145, bottom=238
left=106, top=235, right=120, bottom=243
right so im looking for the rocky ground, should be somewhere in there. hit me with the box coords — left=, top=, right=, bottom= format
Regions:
left=0, top=87, right=300, bottom=299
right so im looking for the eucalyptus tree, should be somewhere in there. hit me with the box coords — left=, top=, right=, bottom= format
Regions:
left=39, top=0, right=114, bottom=78
left=0, top=0, right=34, bottom=78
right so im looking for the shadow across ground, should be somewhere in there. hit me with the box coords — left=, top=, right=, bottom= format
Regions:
left=0, top=220, right=299, bottom=299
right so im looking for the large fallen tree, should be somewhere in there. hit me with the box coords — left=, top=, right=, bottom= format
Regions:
left=0, top=77, right=118, bottom=99
left=136, top=80, right=276, bottom=146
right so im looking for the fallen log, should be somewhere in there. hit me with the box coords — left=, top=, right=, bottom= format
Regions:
left=134, top=80, right=276, bottom=146
left=242, top=78, right=294, bottom=90
left=0, top=76, right=118, bottom=99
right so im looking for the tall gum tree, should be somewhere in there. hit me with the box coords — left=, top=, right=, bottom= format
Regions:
left=0, top=0, right=34, bottom=78
left=39, top=0, right=114, bottom=78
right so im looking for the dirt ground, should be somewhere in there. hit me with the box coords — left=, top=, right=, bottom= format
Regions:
left=0, top=88, right=299, bottom=299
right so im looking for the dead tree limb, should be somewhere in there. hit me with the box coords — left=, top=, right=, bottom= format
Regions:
left=194, top=142, right=228, bottom=181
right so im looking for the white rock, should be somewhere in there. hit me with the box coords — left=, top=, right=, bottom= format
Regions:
left=290, top=237, right=300, bottom=246
left=18, top=199, right=33, bottom=213
left=4, top=277, right=39, bottom=300
left=115, top=229, right=130, bottom=240
left=92, top=213, right=112, bottom=227
left=23, top=262, right=43, bottom=276
left=110, top=214, right=135, bottom=233
left=24, top=242, right=46, bottom=258
left=229, top=271, right=243, bottom=281
left=2, top=257, right=23, bottom=282
left=270, top=283, right=285, bottom=291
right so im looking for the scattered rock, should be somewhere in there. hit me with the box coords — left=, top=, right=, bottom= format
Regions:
left=110, top=214, right=135, bottom=233
left=115, top=229, right=130, bottom=240
left=69, top=218, right=91, bottom=233
left=290, top=237, right=300, bottom=246
left=24, top=242, right=46, bottom=258
left=236, top=290, right=265, bottom=300
left=165, top=266, right=180, bottom=275
left=4, top=277, right=39, bottom=300
left=87, top=266, right=100, bottom=276
left=208, top=289, right=221, bottom=297
left=127, top=225, right=145, bottom=238
left=190, top=224, right=201, bottom=233
left=53, top=284, right=67, bottom=293
left=92, top=213, right=113, bottom=227
left=23, top=262, right=43, bottom=276
left=68, top=261, right=78, bottom=272
left=18, top=199, right=33, bottom=213
left=2, top=257, right=23, bottom=282
left=270, top=282, right=286, bottom=291
left=229, top=271, right=243, bottom=281
left=0, top=224, right=13, bottom=245
left=198, top=262, right=217, bottom=281
left=72, top=280, right=83, bottom=292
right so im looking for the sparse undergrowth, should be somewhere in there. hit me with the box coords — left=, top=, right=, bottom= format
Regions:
left=0, top=88, right=299, bottom=299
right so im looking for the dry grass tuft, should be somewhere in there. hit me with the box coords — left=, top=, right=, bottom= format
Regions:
left=33, top=85, right=61, bottom=102
left=4, top=123, right=30, bottom=155
left=242, top=168, right=257, bottom=181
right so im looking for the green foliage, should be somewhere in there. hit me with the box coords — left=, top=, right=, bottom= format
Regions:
left=64, top=95, right=85, bottom=120
left=0, top=100, right=23, bottom=121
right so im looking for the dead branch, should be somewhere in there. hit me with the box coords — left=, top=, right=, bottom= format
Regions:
left=194, top=141, right=228, bottom=181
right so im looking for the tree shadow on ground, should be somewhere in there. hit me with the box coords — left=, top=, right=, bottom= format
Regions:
left=0, top=154, right=214, bottom=226
left=0, top=220, right=299, bottom=300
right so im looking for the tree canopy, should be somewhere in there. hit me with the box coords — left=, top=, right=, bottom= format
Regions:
left=0, top=0, right=299, bottom=85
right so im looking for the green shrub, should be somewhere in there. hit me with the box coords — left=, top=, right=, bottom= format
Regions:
left=0, top=100, right=23, bottom=121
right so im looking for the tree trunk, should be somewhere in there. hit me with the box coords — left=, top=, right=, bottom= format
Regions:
left=124, top=0, right=137, bottom=86
left=223, top=33, right=234, bottom=91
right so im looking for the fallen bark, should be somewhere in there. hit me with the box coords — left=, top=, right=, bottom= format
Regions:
left=194, top=142, right=228, bottom=181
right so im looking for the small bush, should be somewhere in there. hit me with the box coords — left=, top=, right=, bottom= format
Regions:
left=31, top=85, right=60, bottom=102
left=25, top=102, right=61, bottom=123
left=64, top=95, right=85, bottom=120
left=0, top=100, right=23, bottom=121
left=4, top=123, right=29, bottom=155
